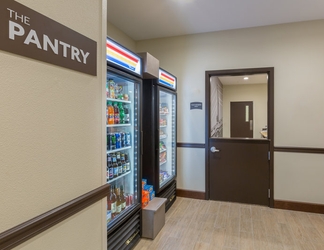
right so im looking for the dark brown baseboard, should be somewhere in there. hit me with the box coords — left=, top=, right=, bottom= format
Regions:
left=274, top=200, right=324, bottom=214
left=177, top=189, right=205, bottom=200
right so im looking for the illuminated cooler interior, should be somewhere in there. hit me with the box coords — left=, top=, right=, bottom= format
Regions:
left=106, top=71, right=139, bottom=224
left=159, top=90, right=176, bottom=188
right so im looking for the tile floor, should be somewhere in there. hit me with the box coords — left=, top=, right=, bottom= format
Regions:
left=133, top=197, right=324, bottom=250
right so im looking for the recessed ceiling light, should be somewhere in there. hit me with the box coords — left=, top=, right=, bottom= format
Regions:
left=244, top=77, right=249, bottom=80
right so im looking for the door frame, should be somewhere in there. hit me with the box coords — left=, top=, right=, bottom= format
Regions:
left=205, top=67, right=274, bottom=207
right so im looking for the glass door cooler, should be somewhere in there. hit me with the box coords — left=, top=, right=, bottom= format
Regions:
left=142, top=68, right=177, bottom=211
left=106, top=38, right=142, bottom=250
left=158, top=88, right=177, bottom=189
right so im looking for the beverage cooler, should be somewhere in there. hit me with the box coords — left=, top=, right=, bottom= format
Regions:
left=142, top=68, right=177, bottom=212
left=106, top=38, right=142, bottom=249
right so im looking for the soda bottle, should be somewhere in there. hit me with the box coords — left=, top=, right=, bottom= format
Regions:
left=120, top=185, right=127, bottom=210
left=118, top=103, right=125, bottom=124
left=120, top=132, right=125, bottom=147
left=115, top=132, right=121, bottom=149
left=121, top=153, right=127, bottom=173
left=108, top=185, right=117, bottom=219
left=113, top=102, right=119, bottom=124
left=125, top=132, right=131, bottom=147
left=107, top=154, right=113, bottom=180
left=110, top=133, right=116, bottom=150
left=124, top=105, right=130, bottom=124
left=115, top=187, right=122, bottom=215
left=106, top=80, right=109, bottom=98
left=107, top=133, right=110, bottom=151
left=115, top=84, right=123, bottom=100
left=109, top=79, right=115, bottom=99
left=116, top=152, right=123, bottom=175
left=107, top=101, right=114, bottom=125
left=112, top=153, right=118, bottom=178
left=125, top=153, right=131, bottom=172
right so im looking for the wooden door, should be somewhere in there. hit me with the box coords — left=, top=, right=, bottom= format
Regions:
left=209, top=138, right=270, bottom=206
left=230, top=101, right=253, bottom=138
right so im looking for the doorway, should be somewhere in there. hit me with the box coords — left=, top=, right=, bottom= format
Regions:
left=205, top=68, right=274, bottom=207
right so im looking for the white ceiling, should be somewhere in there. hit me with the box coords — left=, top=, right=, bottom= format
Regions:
left=218, top=74, right=268, bottom=86
left=107, top=0, right=324, bottom=41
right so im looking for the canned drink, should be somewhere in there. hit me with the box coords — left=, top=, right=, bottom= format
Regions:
left=109, top=133, right=116, bottom=150
left=126, top=193, right=133, bottom=206
left=115, top=132, right=121, bottom=148
left=125, top=132, right=131, bottom=146
left=120, top=132, right=125, bottom=147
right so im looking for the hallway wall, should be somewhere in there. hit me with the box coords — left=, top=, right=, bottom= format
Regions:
left=107, top=21, right=136, bottom=51
left=0, top=0, right=107, bottom=249
left=136, top=20, right=324, bottom=204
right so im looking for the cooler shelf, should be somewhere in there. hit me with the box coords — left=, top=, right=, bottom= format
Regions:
left=107, top=124, right=131, bottom=128
left=107, top=171, right=131, bottom=184
left=107, top=98, right=131, bottom=104
left=107, top=146, right=132, bottom=154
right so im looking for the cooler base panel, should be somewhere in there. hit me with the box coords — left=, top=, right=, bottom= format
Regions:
left=157, top=180, right=176, bottom=212
left=107, top=208, right=141, bottom=250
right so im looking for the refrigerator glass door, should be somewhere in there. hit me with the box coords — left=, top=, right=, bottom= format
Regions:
left=106, top=70, right=140, bottom=226
left=159, top=89, right=176, bottom=189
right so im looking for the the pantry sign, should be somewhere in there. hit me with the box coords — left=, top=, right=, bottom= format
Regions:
left=0, top=0, right=97, bottom=76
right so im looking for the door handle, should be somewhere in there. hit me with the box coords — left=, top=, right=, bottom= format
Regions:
left=210, top=146, right=220, bottom=153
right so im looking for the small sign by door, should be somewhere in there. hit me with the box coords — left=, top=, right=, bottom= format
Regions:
left=190, top=102, right=203, bottom=110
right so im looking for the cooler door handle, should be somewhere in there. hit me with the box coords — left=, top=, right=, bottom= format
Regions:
left=141, top=131, right=143, bottom=155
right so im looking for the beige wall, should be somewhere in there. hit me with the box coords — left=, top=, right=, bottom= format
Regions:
left=274, top=152, right=324, bottom=204
left=0, top=0, right=107, bottom=249
left=136, top=20, right=324, bottom=204
left=223, top=84, right=267, bottom=138
left=107, top=21, right=136, bottom=51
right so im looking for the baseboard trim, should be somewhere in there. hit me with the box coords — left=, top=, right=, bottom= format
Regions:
left=177, top=189, right=205, bottom=200
left=274, top=199, right=324, bottom=214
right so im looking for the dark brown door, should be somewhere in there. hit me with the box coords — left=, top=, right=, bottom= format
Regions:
left=230, top=101, right=253, bottom=138
left=209, top=139, right=270, bottom=206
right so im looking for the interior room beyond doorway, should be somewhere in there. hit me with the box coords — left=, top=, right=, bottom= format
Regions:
left=210, top=74, right=268, bottom=139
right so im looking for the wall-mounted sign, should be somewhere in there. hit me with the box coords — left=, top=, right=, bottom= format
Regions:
left=0, top=0, right=97, bottom=76
left=190, top=102, right=203, bottom=110
left=106, top=38, right=141, bottom=76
